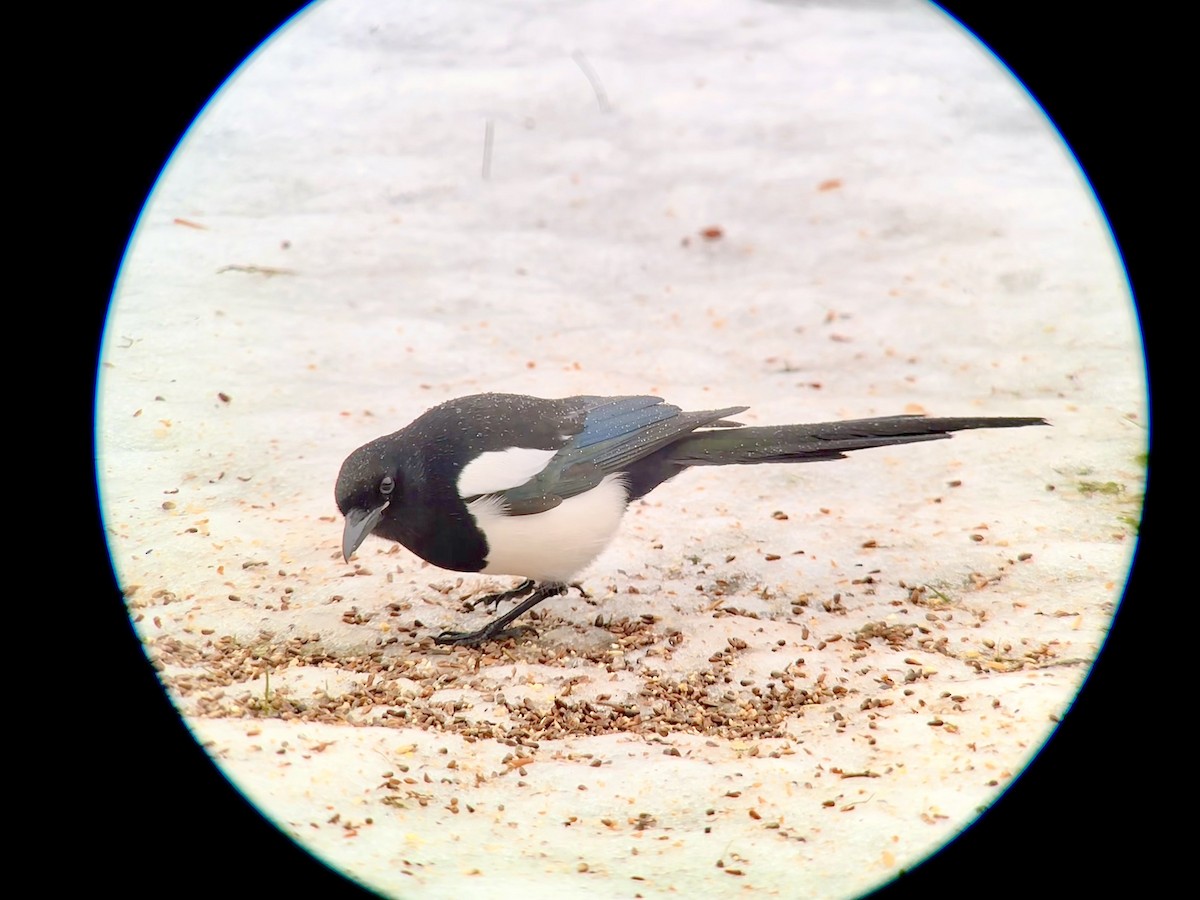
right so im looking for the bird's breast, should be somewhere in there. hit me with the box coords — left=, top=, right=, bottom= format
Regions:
left=465, top=474, right=630, bottom=582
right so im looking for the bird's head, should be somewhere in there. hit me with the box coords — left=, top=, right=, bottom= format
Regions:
left=334, top=439, right=404, bottom=563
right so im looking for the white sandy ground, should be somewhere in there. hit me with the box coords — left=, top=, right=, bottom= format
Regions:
left=95, top=1, right=1146, bottom=898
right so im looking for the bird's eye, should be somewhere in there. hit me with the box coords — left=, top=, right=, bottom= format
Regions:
left=380, top=476, right=395, bottom=495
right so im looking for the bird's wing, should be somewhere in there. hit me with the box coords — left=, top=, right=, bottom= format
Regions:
left=493, top=396, right=747, bottom=514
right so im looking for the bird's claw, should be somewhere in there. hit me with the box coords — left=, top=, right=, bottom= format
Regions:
left=434, top=624, right=538, bottom=646
left=463, top=595, right=503, bottom=612
left=463, top=578, right=537, bottom=612
left=437, top=581, right=564, bottom=645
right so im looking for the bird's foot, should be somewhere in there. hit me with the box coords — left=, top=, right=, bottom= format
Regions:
left=436, top=582, right=567, bottom=646
left=434, top=623, right=539, bottom=646
left=463, top=578, right=537, bottom=612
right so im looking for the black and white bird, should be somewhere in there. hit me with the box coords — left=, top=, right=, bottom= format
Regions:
left=335, top=393, right=1045, bottom=645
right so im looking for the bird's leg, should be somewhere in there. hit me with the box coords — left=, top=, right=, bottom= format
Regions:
left=436, top=582, right=568, bottom=646
left=463, top=578, right=537, bottom=612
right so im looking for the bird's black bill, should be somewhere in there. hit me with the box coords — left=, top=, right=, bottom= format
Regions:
left=341, top=502, right=389, bottom=562
left=435, top=582, right=568, bottom=646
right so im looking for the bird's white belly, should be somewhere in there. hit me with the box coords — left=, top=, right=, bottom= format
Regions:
left=465, top=474, right=629, bottom=582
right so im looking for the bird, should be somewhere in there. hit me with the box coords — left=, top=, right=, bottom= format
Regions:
left=335, top=393, right=1046, bottom=645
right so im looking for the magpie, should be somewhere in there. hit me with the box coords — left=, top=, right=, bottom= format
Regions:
left=335, top=393, right=1046, bottom=645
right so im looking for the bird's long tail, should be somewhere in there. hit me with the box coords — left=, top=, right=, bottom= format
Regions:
left=666, top=415, right=1048, bottom=466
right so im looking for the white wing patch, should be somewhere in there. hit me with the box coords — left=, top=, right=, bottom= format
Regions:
left=457, top=447, right=558, bottom=498
left=466, top=474, right=629, bottom=582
